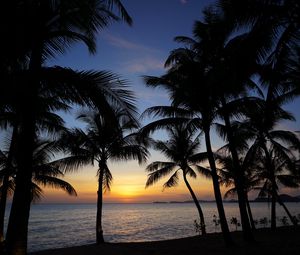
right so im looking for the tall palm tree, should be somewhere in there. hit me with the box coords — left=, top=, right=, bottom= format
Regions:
left=3, top=2, right=133, bottom=254
left=145, top=123, right=210, bottom=235
left=143, top=32, right=235, bottom=242
left=59, top=110, right=148, bottom=244
left=143, top=7, right=267, bottom=242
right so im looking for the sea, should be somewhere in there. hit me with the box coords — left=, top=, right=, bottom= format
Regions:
left=4, top=202, right=300, bottom=252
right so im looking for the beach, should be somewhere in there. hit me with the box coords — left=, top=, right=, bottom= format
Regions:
left=31, top=226, right=300, bottom=255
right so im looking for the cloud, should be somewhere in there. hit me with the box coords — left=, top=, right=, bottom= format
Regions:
left=123, top=57, right=165, bottom=73
left=102, top=33, right=159, bottom=54
left=180, top=0, right=188, bottom=4
left=101, top=33, right=165, bottom=74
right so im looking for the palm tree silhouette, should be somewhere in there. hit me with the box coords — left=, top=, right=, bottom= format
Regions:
left=143, top=26, right=235, bottom=242
left=0, top=93, right=69, bottom=244
left=254, top=145, right=299, bottom=228
left=59, top=110, right=148, bottom=244
left=142, top=6, right=266, bottom=242
left=217, top=152, right=261, bottom=230
left=242, top=83, right=300, bottom=229
left=3, top=1, right=133, bottom=254
left=0, top=137, right=77, bottom=242
left=0, top=128, right=17, bottom=244
left=218, top=0, right=300, bottom=63
left=145, top=123, right=210, bottom=235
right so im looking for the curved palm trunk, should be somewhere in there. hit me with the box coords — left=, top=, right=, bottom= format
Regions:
left=6, top=47, right=41, bottom=255
left=271, top=182, right=277, bottom=230
left=0, top=173, right=9, bottom=244
left=261, top=143, right=277, bottom=230
left=0, top=125, right=18, bottom=243
left=203, top=126, right=232, bottom=245
left=182, top=171, right=206, bottom=235
left=245, top=193, right=255, bottom=230
left=221, top=104, right=254, bottom=242
left=277, top=194, right=298, bottom=226
left=96, top=161, right=105, bottom=244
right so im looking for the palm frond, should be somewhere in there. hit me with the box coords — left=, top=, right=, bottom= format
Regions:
left=224, top=188, right=237, bottom=199
left=186, top=166, right=197, bottom=179
left=194, top=165, right=212, bottom=179
left=103, top=167, right=113, bottom=192
left=163, top=170, right=180, bottom=189
left=145, top=163, right=177, bottom=188
left=33, top=175, right=77, bottom=196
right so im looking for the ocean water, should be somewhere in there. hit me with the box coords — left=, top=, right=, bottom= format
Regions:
left=4, top=202, right=300, bottom=252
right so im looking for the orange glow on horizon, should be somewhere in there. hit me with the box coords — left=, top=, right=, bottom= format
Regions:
left=41, top=169, right=221, bottom=204
left=39, top=159, right=235, bottom=204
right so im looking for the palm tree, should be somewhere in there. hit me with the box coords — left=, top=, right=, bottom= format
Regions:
left=217, top=0, right=300, bottom=61
left=217, top=0, right=300, bottom=96
left=3, top=1, right=133, bottom=254
left=143, top=37, right=234, bottom=243
left=59, top=110, right=148, bottom=244
left=143, top=7, right=267, bottom=242
left=242, top=83, right=300, bottom=229
left=145, top=123, right=210, bottom=235
left=0, top=127, right=18, bottom=244
left=0, top=94, right=69, bottom=245
left=0, top=137, right=77, bottom=242
left=217, top=151, right=262, bottom=230
left=31, top=139, right=77, bottom=199
left=254, top=145, right=300, bottom=228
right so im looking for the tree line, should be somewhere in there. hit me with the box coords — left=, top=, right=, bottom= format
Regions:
left=141, top=0, right=300, bottom=246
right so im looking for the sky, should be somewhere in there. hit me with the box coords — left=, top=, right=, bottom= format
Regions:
left=42, top=0, right=300, bottom=203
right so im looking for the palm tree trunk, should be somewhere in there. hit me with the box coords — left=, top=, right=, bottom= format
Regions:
left=6, top=46, right=41, bottom=255
left=245, top=193, right=255, bottom=230
left=182, top=171, right=206, bottom=235
left=5, top=115, right=35, bottom=255
left=234, top=177, right=254, bottom=239
left=0, top=173, right=9, bottom=244
left=221, top=103, right=254, bottom=242
left=271, top=184, right=277, bottom=230
left=5, top=171, right=33, bottom=255
left=96, top=162, right=105, bottom=244
left=261, top=143, right=277, bottom=230
left=277, top=193, right=297, bottom=226
left=203, top=126, right=232, bottom=245
left=0, top=125, right=18, bottom=243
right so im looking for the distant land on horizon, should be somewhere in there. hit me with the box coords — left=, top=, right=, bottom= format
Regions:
left=153, top=194, right=300, bottom=204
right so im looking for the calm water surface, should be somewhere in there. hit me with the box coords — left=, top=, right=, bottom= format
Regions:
left=5, top=202, right=300, bottom=252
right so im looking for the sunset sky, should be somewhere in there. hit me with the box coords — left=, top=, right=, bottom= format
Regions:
left=43, top=0, right=300, bottom=204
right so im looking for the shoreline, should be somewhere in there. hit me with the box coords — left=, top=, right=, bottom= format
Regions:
left=31, top=226, right=300, bottom=255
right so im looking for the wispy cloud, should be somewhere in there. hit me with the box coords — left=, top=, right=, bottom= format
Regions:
left=101, top=33, right=165, bottom=74
left=180, top=0, right=188, bottom=4
left=102, top=33, right=159, bottom=53
left=123, top=57, right=164, bottom=73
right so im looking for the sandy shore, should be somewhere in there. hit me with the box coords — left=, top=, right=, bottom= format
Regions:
left=31, top=226, right=300, bottom=255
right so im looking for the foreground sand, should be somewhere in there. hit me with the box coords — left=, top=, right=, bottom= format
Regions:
left=31, top=226, right=300, bottom=255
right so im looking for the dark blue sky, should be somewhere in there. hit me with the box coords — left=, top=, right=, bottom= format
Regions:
left=47, top=0, right=213, bottom=112
left=47, top=0, right=299, bottom=134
